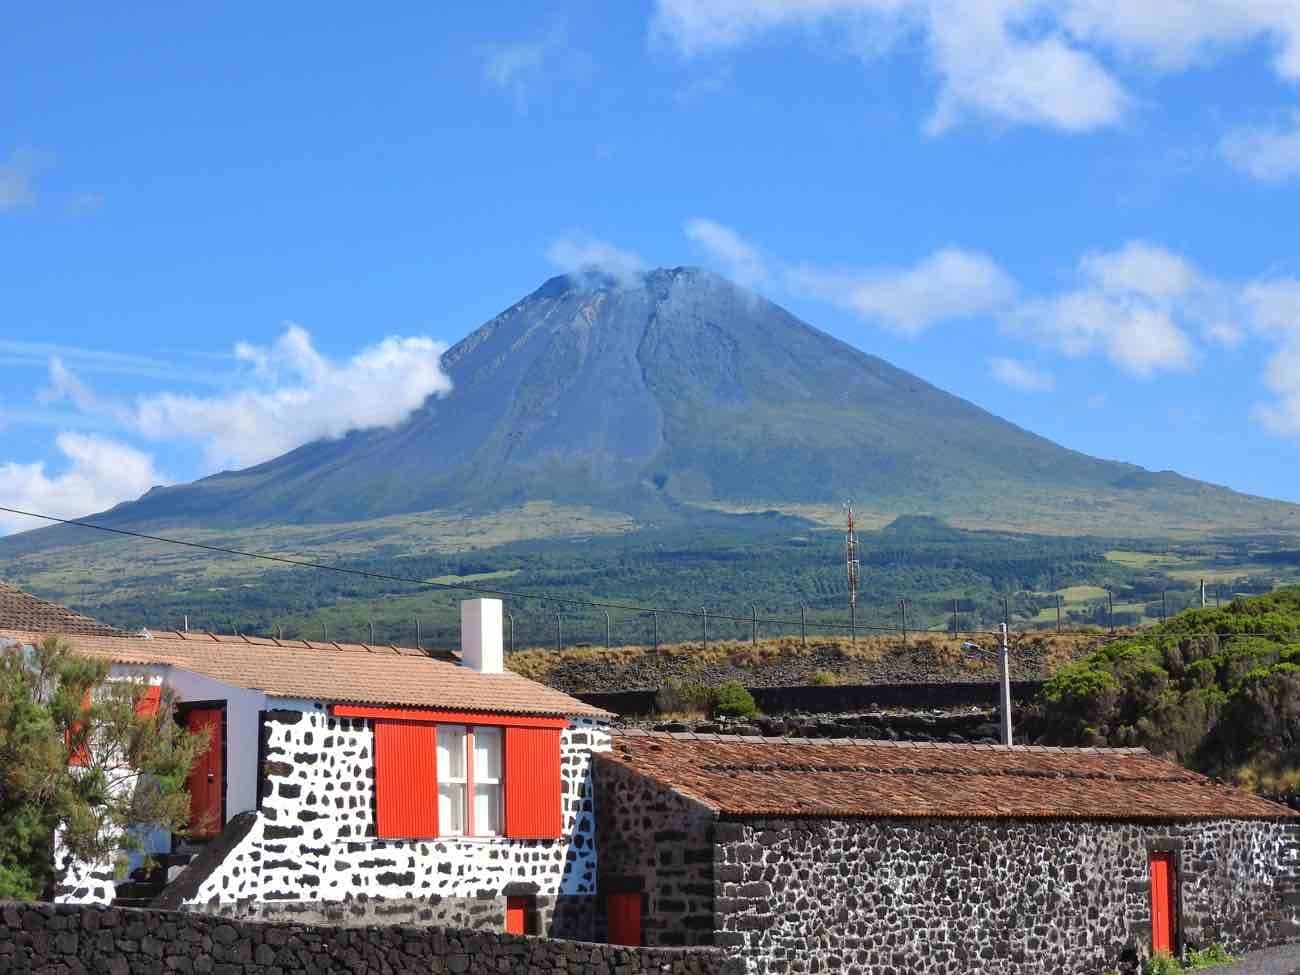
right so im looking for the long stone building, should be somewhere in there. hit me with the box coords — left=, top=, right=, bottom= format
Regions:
left=594, top=730, right=1300, bottom=974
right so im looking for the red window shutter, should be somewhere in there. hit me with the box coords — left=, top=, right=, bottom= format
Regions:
left=373, top=719, right=439, bottom=839
left=504, top=726, right=562, bottom=839
left=135, top=685, right=162, bottom=717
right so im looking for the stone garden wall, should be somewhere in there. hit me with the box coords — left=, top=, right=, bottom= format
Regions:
left=713, top=817, right=1300, bottom=975
left=0, top=901, right=743, bottom=975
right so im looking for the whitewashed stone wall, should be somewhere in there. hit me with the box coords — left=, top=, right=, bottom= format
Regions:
left=183, top=702, right=610, bottom=936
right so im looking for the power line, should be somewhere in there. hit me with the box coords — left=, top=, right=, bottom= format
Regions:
left=0, top=504, right=984, bottom=635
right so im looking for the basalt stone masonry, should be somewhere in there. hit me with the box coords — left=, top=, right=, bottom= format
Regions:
left=172, top=704, right=610, bottom=938
left=713, top=817, right=1300, bottom=975
left=596, top=732, right=1300, bottom=975
left=0, top=901, right=743, bottom=975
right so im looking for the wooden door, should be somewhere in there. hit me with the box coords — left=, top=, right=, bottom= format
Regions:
left=606, top=892, right=642, bottom=947
left=1149, top=852, right=1176, bottom=955
left=505, top=896, right=529, bottom=936
left=185, top=707, right=224, bottom=839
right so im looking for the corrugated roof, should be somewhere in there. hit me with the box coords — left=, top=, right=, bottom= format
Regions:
left=0, top=581, right=130, bottom=638
left=0, top=629, right=611, bottom=720
left=601, top=731, right=1295, bottom=821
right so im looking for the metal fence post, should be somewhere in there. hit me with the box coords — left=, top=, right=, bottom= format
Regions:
left=415, top=618, right=420, bottom=650
left=555, top=611, right=562, bottom=652
left=369, top=620, right=375, bottom=644
left=702, top=608, right=708, bottom=650
left=605, top=610, right=611, bottom=649
left=507, top=612, right=515, bottom=653
left=751, top=604, right=758, bottom=646
left=652, top=611, right=659, bottom=651
left=800, top=604, right=807, bottom=647
left=900, top=599, right=908, bottom=643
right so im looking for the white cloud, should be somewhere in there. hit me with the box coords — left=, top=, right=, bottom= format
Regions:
left=787, top=247, right=1016, bottom=335
left=684, top=218, right=769, bottom=285
left=988, top=356, right=1055, bottom=392
left=1010, top=242, right=1210, bottom=376
left=482, top=27, right=581, bottom=112
left=651, top=0, right=1300, bottom=134
left=1221, top=112, right=1300, bottom=183
left=0, top=433, right=169, bottom=535
left=46, top=325, right=453, bottom=472
left=1242, top=277, right=1300, bottom=437
left=0, top=148, right=39, bottom=211
left=546, top=234, right=647, bottom=284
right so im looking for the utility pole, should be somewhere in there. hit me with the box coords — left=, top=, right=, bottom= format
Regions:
left=999, top=623, right=1013, bottom=747
left=844, top=504, right=860, bottom=646
left=1200, top=579, right=1207, bottom=609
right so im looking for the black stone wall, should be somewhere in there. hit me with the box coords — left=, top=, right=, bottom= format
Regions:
left=594, top=760, right=717, bottom=947
left=714, top=817, right=1300, bottom=975
left=0, top=901, right=744, bottom=975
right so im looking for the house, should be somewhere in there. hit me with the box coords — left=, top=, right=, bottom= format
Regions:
left=0, top=579, right=130, bottom=637
left=0, top=596, right=614, bottom=939
left=594, top=731, right=1300, bottom=973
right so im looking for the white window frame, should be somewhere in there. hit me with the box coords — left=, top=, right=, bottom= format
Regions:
left=436, top=724, right=502, bottom=838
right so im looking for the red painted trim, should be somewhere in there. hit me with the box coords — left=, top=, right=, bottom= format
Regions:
left=331, top=704, right=568, bottom=729
left=504, top=726, right=562, bottom=839
left=374, top=719, right=439, bottom=839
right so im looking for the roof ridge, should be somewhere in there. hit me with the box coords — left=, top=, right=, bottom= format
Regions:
left=612, top=729, right=1151, bottom=755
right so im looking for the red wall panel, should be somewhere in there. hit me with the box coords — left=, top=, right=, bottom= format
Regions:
left=374, top=719, right=439, bottom=839
left=186, top=707, right=223, bottom=838
left=504, top=726, right=562, bottom=839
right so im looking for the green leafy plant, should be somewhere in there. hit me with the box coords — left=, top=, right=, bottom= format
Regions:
left=1145, top=950, right=1181, bottom=975
left=1184, top=944, right=1234, bottom=970
left=711, top=681, right=760, bottom=719
left=0, top=635, right=205, bottom=899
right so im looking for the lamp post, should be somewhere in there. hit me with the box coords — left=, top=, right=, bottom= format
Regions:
left=963, top=622, right=1013, bottom=747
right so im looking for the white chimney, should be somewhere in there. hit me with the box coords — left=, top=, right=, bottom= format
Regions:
left=460, top=598, right=504, bottom=674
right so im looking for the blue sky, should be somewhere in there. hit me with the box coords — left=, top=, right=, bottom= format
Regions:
left=4, top=2, right=1300, bottom=533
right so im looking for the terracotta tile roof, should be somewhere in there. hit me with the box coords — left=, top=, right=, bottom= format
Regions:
left=0, top=629, right=611, bottom=720
left=0, top=581, right=130, bottom=638
left=601, top=731, right=1296, bottom=821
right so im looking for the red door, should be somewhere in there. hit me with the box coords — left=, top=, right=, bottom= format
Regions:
left=505, top=896, right=528, bottom=935
left=607, top=892, right=642, bottom=947
left=186, top=707, right=223, bottom=839
left=1150, top=852, right=1176, bottom=954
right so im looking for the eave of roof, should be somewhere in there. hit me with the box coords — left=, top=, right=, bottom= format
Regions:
left=0, top=629, right=612, bottom=720
left=601, top=731, right=1297, bottom=822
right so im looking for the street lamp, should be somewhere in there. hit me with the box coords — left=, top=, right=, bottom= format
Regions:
left=963, top=623, right=1013, bottom=747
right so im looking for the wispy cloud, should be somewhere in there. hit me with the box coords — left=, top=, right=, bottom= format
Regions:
left=0, top=339, right=225, bottom=385
left=0, top=148, right=40, bottom=211
left=482, top=26, right=578, bottom=112
left=988, top=356, right=1055, bottom=393
left=43, top=325, right=454, bottom=472
left=0, top=433, right=170, bottom=535
left=1221, top=111, right=1300, bottom=183
left=684, top=217, right=768, bottom=285
left=787, top=247, right=1016, bottom=335
left=651, top=1, right=1300, bottom=135
left=546, top=234, right=647, bottom=285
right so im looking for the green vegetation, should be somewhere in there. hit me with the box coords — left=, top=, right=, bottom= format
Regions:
left=1183, top=945, right=1234, bottom=969
left=0, top=635, right=203, bottom=898
left=1033, top=587, right=1300, bottom=792
left=1145, top=952, right=1181, bottom=975
left=655, top=680, right=760, bottom=720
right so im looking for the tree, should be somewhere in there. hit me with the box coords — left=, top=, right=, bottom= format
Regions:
left=0, top=634, right=205, bottom=899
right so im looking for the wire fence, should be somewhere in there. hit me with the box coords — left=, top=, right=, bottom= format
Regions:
left=0, top=504, right=1286, bottom=656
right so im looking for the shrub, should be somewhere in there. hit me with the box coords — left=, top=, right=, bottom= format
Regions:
left=711, top=681, right=760, bottom=719
left=1184, top=944, right=1234, bottom=969
left=809, top=669, right=837, bottom=686
left=1145, top=951, right=1180, bottom=975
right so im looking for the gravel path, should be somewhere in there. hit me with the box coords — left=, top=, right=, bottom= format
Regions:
left=1214, top=944, right=1300, bottom=975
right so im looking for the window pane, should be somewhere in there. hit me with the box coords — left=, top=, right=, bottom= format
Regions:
left=437, top=726, right=466, bottom=780
left=474, top=783, right=501, bottom=836
left=474, top=727, right=501, bottom=781
left=439, top=782, right=465, bottom=834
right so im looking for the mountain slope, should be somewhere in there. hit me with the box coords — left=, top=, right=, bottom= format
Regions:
left=6, top=267, right=1300, bottom=541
